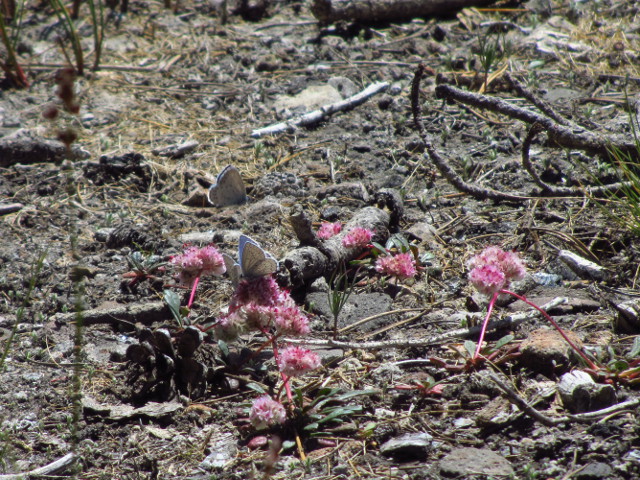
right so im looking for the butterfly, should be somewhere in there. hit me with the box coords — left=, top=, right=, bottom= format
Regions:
left=223, top=234, right=279, bottom=285
left=208, top=165, right=247, bottom=207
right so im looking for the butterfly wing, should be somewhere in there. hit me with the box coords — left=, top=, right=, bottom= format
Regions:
left=208, top=165, right=247, bottom=207
left=222, top=253, right=242, bottom=286
left=239, top=235, right=278, bottom=278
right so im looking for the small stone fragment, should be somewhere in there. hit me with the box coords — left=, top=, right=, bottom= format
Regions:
left=476, top=396, right=515, bottom=427
left=439, top=447, right=514, bottom=477
left=519, top=328, right=584, bottom=374
left=557, top=370, right=616, bottom=413
left=558, top=250, right=608, bottom=281
left=574, top=462, right=614, bottom=480
left=380, top=432, right=433, bottom=460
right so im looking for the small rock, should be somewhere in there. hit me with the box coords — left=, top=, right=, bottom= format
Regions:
left=574, top=462, right=613, bottom=480
left=439, top=447, right=514, bottom=477
left=557, top=370, right=616, bottom=413
left=476, top=396, right=515, bottom=427
left=200, top=432, right=237, bottom=470
left=519, top=328, right=584, bottom=374
left=306, top=292, right=393, bottom=331
left=380, top=432, right=433, bottom=460
left=558, top=250, right=608, bottom=281
left=612, top=298, right=640, bottom=333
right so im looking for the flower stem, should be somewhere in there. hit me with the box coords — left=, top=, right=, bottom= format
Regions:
left=187, top=274, right=201, bottom=308
left=473, top=291, right=499, bottom=360
left=501, top=289, right=600, bottom=370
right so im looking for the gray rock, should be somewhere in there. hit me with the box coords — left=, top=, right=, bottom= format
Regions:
left=439, top=447, right=514, bottom=477
left=306, top=291, right=393, bottom=331
left=574, top=462, right=613, bottom=480
left=199, top=431, right=237, bottom=470
left=380, top=432, right=434, bottom=460
left=558, top=370, right=616, bottom=413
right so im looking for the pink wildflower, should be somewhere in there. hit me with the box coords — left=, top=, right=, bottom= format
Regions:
left=231, top=275, right=282, bottom=308
left=249, top=396, right=287, bottom=429
left=171, top=245, right=225, bottom=286
left=242, top=302, right=276, bottom=330
left=375, top=252, right=417, bottom=280
left=317, top=222, right=342, bottom=240
left=277, top=346, right=321, bottom=377
left=214, top=311, right=246, bottom=341
left=469, top=264, right=506, bottom=296
left=468, top=246, right=525, bottom=296
left=342, top=227, right=374, bottom=249
left=274, top=304, right=310, bottom=336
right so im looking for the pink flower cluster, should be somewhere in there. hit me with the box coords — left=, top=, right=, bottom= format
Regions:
left=170, top=245, right=226, bottom=286
left=317, top=221, right=342, bottom=240
left=249, top=395, right=286, bottom=429
left=342, top=227, right=374, bottom=249
left=215, top=276, right=310, bottom=340
left=277, top=346, right=321, bottom=377
left=375, top=252, right=417, bottom=280
left=468, top=246, right=526, bottom=296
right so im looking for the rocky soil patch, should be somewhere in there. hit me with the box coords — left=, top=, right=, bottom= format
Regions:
left=2, top=0, right=640, bottom=479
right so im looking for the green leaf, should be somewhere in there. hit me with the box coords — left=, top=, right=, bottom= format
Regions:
left=371, top=242, right=387, bottom=255
left=245, top=382, right=266, bottom=394
left=610, top=360, right=630, bottom=372
left=464, top=340, right=476, bottom=358
left=163, top=289, right=183, bottom=327
left=494, top=334, right=514, bottom=350
left=303, top=422, right=319, bottom=431
left=628, top=336, right=640, bottom=358
left=218, top=339, right=229, bottom=357
left=281, top=440, right=296, bottom=451
left=316, top=406, right=362, bottom=425
left=333, top=389, right=380, bottom=401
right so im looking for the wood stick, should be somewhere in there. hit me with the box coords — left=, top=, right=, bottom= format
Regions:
left=311, top=0, right=497, bottom=24
left=251, top=82, right=388, bottom=138
left=0, top=453, right=77, bottom=480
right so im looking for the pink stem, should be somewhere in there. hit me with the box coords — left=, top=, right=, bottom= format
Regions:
left=269, top=336, right=293, bottom=402
left=473, top=291, right=499, bottom=359
left=501, top=289, right=599, bottom=371
left=187, top=274, right=201, bottom=309
left=262, top=329, right=293, bottom=403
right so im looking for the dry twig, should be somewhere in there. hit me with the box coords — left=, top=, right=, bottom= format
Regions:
left=0, top=453, right=77, bottom=480
left=411, top=65, right=640, bottom=202
left=251, top=82, right=389, bottom=138
left=489, top=373, right=640, bottom=426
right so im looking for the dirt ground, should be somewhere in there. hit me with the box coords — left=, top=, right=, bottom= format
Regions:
left=2, top=0, right=640, bottom=478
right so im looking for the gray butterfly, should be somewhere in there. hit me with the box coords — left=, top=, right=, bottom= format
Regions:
left=223, top=234, right=278, bottom=285
left=208, top=165, right=247, bottom=207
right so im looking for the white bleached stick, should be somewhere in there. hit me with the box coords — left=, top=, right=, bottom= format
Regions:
left=251, top=81, right=389, bottom=138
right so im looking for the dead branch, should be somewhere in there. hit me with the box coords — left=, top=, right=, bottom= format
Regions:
left=282, top=205, right=391, bottom=288
left=311, top=0, right=497, bottom=24
left=0, top=453, right=77, bottom=480
left=411, top=65, right=528, bottom=202
left=521, top=123, right=632, bottom=197
left=411, top=65, right=639, bottom=202
left=434, top=81, right=638, bottom=157
left=251, top=82, right=389, bottom=138
left=489, top=373, right=640, bottom=426
left=51, top=301, right=171, bottom=327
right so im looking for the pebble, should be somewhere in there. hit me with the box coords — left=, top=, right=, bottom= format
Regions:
left=574, top=462, right=614, bottom=480
left=557, top=370, right=616, bottom=413
left=380, top=432, right=434, bottom=460
left=519, top=328, right=584, bottom=374
left=439, top=447, right=514, bottom=477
